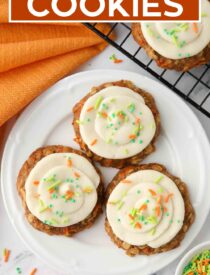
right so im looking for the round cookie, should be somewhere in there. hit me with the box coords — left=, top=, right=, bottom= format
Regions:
left=132, top=0, right=210, bottom=71
left=105, top=163, right=195, bottom=256
left=17, top=145, right=104, bottom=236
left=73, top=80, right=160, bottom=169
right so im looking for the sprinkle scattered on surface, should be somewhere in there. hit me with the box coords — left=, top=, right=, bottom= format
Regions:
left=109, top=54, right=123, bottom=64
left=30, top=268, right=37, bottom=275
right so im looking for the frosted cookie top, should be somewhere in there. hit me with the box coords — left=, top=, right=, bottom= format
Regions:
left=25, top=153, right=100, bottom=227
left=141, top=0, right=210, bottom=60
left=78, top=86, right=156, bottom=159
left=106, top=170, right=185, bottom=248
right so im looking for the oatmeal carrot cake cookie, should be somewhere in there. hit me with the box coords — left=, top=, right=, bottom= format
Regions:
left=73, top=80, right=160, bottom=169
left=105, top=163, right=195, bottom=256
left=132, top=0, right=210, bottom=71
left=17, top=145, right=104, bottom=236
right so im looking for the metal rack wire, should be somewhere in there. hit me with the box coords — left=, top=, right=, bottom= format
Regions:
left=84, top=23, right=210, bottom=118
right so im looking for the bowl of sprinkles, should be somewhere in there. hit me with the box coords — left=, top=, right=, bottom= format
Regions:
left=175, top=241, right=210, bottom=275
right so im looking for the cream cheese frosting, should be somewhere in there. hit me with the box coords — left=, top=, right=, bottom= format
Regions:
left=141, top=0, right=210, bottom=60
left=25, top=153, right=100, bottom=227
left=79, top=86, right=156, bottom=159
left=106, top=170, right=185, bottom=248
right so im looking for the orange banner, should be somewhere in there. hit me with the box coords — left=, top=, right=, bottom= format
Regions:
left=10, top=0, right=200, bottom=22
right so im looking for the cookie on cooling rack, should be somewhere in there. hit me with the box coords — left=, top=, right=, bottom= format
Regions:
left=17, top=145, right=104, bottom=236
left=131, top=0, right=210, bottom=71
left=105, top=163, right=195, bottom=256
left=72, top=80, right=160, bottom=169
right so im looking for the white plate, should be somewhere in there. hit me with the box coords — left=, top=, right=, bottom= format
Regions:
left=1, top=70, right=210, bottom=275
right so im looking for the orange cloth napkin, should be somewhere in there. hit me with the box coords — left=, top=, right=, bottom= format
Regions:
left=0, top=1, right=113, bottom=146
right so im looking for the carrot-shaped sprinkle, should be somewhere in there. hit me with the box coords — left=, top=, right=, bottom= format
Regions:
left=91, top=139, right=98, bottom=146
left=33, top=181, right=39, bottom=186
left=74, top=172, right=80, bottom=178
left=87, top=106, right=94, bottom=112
left=139, top=204, right=147, bottom=212
left=163, top=207, right=168, bottom=213
left=49, top=188, right=55, bottom=194
left=155, top=206, right=161, bottom=216
left=192, top=22, right=198, bottom=33
left=165, top=193, right=174, bottom=203
left=129, top=134, right=136, bottom=139
left=157, top=195, right=162, bottom=204
left=65, top=191, right=74, bottom=200
left=101, top=112, right=108, bottom=118
left=114, top=59, right=123, bottom=64
left=67, top=159, right=72, bottom=167
left=122, top=179, right=132, bottom=184
left=30, top=268, right=37, bottom=275
left=135, top=117, right=140, bottom=125
left=128, top=214, right=134, bottom=220
left=135, top=222, right=142, bottom=229
left=148, top=189, right=157, bottom=196
left=3, top=249, right=10, bottom=262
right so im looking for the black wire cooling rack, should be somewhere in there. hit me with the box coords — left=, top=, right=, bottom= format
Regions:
left=84, top=23, right=210, bottom=118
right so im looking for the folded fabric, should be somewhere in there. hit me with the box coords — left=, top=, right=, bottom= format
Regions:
left=0, top=0, right=113, bottom=147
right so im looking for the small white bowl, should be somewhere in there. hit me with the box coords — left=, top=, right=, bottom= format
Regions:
left=175, top=241, right=210, bottom=275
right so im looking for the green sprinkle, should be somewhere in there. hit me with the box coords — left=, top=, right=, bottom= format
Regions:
left=117, top=201, right=124, bottom=210
left=130, top=208, right=137, bottom=217
left=166, top=212, right=170, bottom=217
left=137, top=190, right=141, bottom=194
left=110, top=98, right=116, bottom=103
left=117, top=218, right=121, bottom=222
left=51, top=218, right=59, bottom=225
left=124, top=149, right=129, bottom=154
left=147, top=216, right=158, bottom=224
left=62, top=217, right=70, bottom=224
left=128, top=103, right=135, bottom=113
left=155, top=175, right=164, bottom=184
left=39, top=200, right=49, bottom=213
left=45, top=175, right=55, bottom=183
left=94, top=96, right=103, bottom=110
left=170, top=219, right=173, bottom=224
left=16, top=267, right=22, bottom=274
left=150, top=228, right=156, bottom=235
left=146, top=199, right=150, bottom=203
left=158, top=187, right=164, bottom=194
left=186, top=53, right=191, bottom=58
left=139, top=140, right=143, bottom=144
left=47, top=180, right=62, bottom=191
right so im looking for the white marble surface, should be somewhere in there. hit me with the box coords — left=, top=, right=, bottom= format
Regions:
left=1, top=29, right=210, bottom=275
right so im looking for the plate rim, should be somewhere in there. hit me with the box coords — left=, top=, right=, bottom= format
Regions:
left=1, top=69, right=210, bottom=275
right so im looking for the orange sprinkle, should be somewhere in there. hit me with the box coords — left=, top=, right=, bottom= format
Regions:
left=122, top=179, right=132, bottom=184
left=87, top=106, right=94, bottom=112
left=157, top=195, right=162, bottom=204
left=192, top=22, right=198, bottom=33
left=129, top=214, right=134, bottom=220
left=165, top=193, right=174, bottom=203
left=65, top=191, right=74, bottom=200
left=74, top=172, right=80, bottom=178
left=135, top=117, right=140, bottom=125
left=148, top=189, right=157, bottom=196
left=4, top=249, right=10, bottom=263
left=30, top=268, right=37, bottom=275
left=33, top=181, right=39, bottom=186
left=129, top=134, right=136, bottom=139
left=48, top=188, right=55, bottom=194
left=91, top=139, right=97, bottom=146
left=187, top=272, right=194, bottom=275
left=155, top=206, right=161, bottom=216
left=139, top=204, right=147, bottom=212
left=118, top=113, right=124, bottom=120
left=135, top=222, right=142, bottom=229
left=101, top=112, right=108, bottom=118
left=163, top=207, right=168, bottom=213
left=114, top=59, right=123, bottom=64
left=67, top=159, right=72, bottom=167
